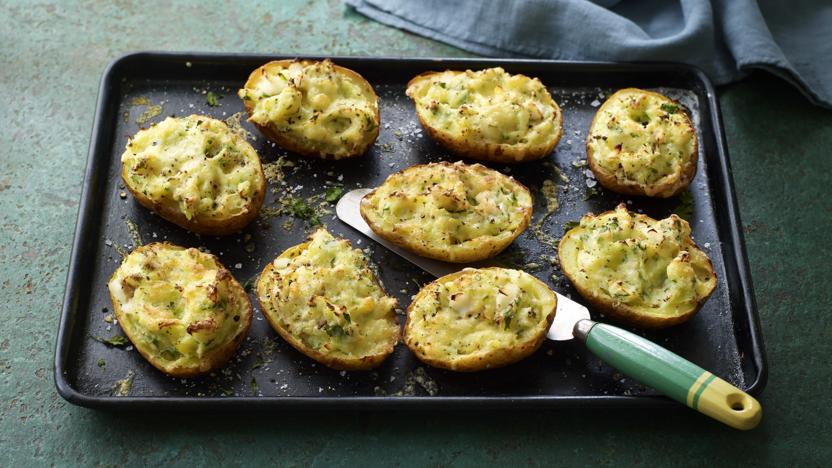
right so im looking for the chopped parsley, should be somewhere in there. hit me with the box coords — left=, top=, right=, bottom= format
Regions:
left=660, top=103, right=679, bottom=114
left=286, top=197, right=321, bottom=226
left=206, top=91, right=221, bottom=107
left=583, top=187, right=600, bottom=200
left=563, top=221, right=580, bottom=231
left=97, top=359, right=106, bottom=368
left=325, top=185, right=344, bottom=203
left=673, top=190, right=695, bottom=220
left=94, top=334, right=130, bottom=348
left=325, top=323, right=348, bottom=338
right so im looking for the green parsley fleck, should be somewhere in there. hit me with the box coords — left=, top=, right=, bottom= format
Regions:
left=583, top=187, right=600, bottom=200
left=94, top=334, right=130, bottom=348
left=673, top=190, right=695, bottom=220
left=563, top=221, right=580, bottom=231
left=660, top=103, right=679, bottom=114
left=206, top=91, right=221, bottom=107
left=97, top=359, right=106, bottom=368
left=286, top=197, right=320, bottom=225
left=250, top=376, right=259, bottom=394
left=325, top=185, right=344, bottom=203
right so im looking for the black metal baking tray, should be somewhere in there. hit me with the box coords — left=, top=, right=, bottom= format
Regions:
left=55, top=52, right=766, bottom=409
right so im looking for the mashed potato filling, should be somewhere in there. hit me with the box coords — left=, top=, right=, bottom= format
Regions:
left=560, top=205, right=716, bottom=316
left=407, top=67, right=559, bottom=149
left=121, top=115, right=263, bottom=221
left=360, top=162, right=532, bottom=262
left=258, top=229, right=398, bottom=358
left=406, top=268, right=555, bottom=360
left=588, top=89, right=695, bottom=186
left=108, top=244, right=249, bottom=368
left=239, top=60, right=378, bottom=158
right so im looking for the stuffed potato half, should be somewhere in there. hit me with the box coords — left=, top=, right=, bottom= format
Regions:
left=107, top=243, right=253, bottom=377
left=120, top=115, right=266, bottom=235
left=404, top=267, right=557, bottom=372
left=360, top=161, right=533, bottom=263
left=256, top=229, right=399, bottom=370
left=406, top=67, right=562, bottom=163
left=587, top=88, right=698, bottom=198
left=558, top=204, right=717, bottom=328
left=238, top=59, right=380, bottom=159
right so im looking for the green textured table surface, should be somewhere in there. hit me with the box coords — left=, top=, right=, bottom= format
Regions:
left=1, top=1, right=830, bottom=466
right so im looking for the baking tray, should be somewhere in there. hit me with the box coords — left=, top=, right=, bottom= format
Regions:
left=55, top=52, right=766, bottom=409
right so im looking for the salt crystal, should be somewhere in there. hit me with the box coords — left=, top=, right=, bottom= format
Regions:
left=590, top=99, right=601, bottom=107
left=234, top=263, right=242, bottom=269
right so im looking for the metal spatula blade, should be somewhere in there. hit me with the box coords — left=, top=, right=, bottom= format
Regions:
left=335, top=188, right=589, bottom=341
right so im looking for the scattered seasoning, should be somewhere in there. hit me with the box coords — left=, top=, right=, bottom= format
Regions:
left=135, top=104, right=163, bottom=126
left=563, top=220, right=580, bottom=232
left=119, top=191, right=127, bottom=199
left=242, top=277, right=256, bottom=293
left=206, top=91, right=221, bottom=107
left=97, top=359, right=106, bottom=368
left=112, top=370, right=135, bottom=397
left=243, top=242, right=256, bottom=253
left=129, top=97, right=151, bottom=106
left=540, top=179, right=559, bottom=214
left=250, top=376, right=259, bottom=394
left=412, top=367, right=439, bottom=396
left=103, top=314, right=114, bottom=323
left=261, top=157, right=292, bottom=185
left=93, top=334, right=130, bottom=348
left=125, top=218, right=143, bottom=248
left=105, top=238, right=129, bottom=258
left=224, top=112, right=255, bottom=141
left=523, top=262, right=542, bottom=272
left=673, top=191, right=695, bottom=220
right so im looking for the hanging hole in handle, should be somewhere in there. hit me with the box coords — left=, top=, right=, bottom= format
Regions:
left=727, top=393, right=750, bottom=412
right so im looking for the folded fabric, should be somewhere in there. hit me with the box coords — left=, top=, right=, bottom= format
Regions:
left=345, top=0, right=832, bottom=108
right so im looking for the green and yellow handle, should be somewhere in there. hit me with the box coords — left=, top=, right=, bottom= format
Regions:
left=574, top=320, right=762, bottom=430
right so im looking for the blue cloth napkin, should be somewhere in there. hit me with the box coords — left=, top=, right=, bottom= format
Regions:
left=345, top=0, right=832, bottom=108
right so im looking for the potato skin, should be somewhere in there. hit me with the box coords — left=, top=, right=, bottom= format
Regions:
left=255, top=233, right=399, bottom=371
left=121, top=164, right=266, bottom=236
left=108, top=243, right=253, bottom=378
left=586, top=88, right=698, bottom=198
left=557, top=205, right=717, bottom=328
left=407, top=70, right=562, bottom=164
left=241, top=59, right=380, bottom=160
left=359, top=162, right=533, bottom=263
left=403, top=268, right=556, bottom=372
left=120, top=116, right=266, bottom=236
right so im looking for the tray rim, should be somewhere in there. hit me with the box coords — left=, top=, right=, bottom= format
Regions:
left=54, top=51, right=767, bottom=410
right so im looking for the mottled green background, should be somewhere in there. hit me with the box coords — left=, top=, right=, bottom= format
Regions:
left=1, top=1, right=830, bottom=466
